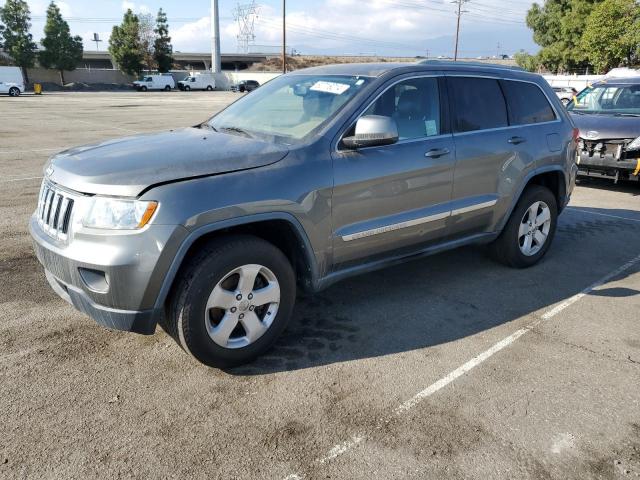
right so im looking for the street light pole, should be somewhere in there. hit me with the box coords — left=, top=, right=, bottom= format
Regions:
left=211, top=0, right=222, bottom=73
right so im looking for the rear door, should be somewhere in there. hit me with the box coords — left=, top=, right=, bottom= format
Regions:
left=331, top=74, right=457, bottom=266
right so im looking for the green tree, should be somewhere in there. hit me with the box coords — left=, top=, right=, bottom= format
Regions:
left=514, top=50, right=541, bottom=72
left=153, top=8, right=173, bottom=73
left=109, top=9, right=143, bottom=76
left=38, top=2, right=83, bottom=86
left=580, top=0, right=640, bottom=73
left=0, top=0, right=37, bottom=83
left=526, top=0, right=603, bottom=73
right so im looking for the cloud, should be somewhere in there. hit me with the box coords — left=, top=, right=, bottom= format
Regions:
left=121, top=1, right=150, bottom=15
left=30, top=0, right=72, bottom=17
left=164, top=0, right=533, bottom=56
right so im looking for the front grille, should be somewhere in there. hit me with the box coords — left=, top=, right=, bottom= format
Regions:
left=37, top=181, right=75, bottom=239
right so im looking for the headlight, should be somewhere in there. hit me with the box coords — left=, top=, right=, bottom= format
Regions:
left=82, top=198, right=158, bottom=230
left=627, top=136, right=640, bottom=150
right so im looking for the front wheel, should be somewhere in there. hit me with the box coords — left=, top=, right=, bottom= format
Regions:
left=489, top=185, right=558, bottom=268
left=165, top=235, right=296, bottom=368
left=9, top=87, right=20, bottom=97
left=184, top=85, right=190, bottom=91
left=140, top=85, right=148, bottom=92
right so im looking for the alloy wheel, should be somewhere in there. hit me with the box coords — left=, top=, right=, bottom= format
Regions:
left=518, top=201, right=551, bottom=256
left=204, top=264, right=280, bottom=349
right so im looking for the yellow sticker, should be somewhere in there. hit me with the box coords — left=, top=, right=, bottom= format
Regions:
left=633, top=158, right=640, bottom=177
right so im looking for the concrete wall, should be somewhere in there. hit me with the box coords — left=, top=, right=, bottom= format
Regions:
left=24, top=67, right=281, bottom=89
left=27, top=67, right=134, bottom=85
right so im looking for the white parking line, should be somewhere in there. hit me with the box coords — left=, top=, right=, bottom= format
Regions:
left=566, top=206, right=640, bottom=223
left=284, top=252, right=640, bottom=479
left=0, top=176, right=43, bottom=183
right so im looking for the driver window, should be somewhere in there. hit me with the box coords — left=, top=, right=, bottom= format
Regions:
left=364, top=77, right=441, bottom=140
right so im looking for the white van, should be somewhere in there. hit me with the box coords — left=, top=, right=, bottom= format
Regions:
left=177, top=73, right=216, bottom=91
left=133, top=74, right=175, bottom=92
left=0, top=66, right=25, bottom=97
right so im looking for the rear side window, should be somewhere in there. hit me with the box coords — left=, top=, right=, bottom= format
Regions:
left=502, top=80, right=556, bottom=125
left=449, top=77, right=508, bottom=133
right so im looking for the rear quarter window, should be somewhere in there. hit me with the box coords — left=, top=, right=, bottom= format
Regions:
left=448, top=77, right=508, bottom=133
left=502, top=80, right=556, bottom=125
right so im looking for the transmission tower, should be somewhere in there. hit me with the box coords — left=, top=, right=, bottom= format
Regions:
left=233, top=1, right=259, bottom=53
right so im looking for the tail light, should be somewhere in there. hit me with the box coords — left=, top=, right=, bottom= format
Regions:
left=572, top=128, right=580, bottom=144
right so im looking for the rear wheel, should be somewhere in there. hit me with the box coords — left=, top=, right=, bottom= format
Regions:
left=206, top=85, right=213, bottom=91
left=165, top=235, right=296, bottom=368
left=9, top=87, right=20, bottom=97
left=490, top=185, right=558, bottom=268
left=164, top=85, right=171, bottom=91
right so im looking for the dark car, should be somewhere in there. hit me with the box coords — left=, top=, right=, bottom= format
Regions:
left=231, top=79, right=260, bottom=93
left=30, top=62, right=576, bottom=368
left=568, top=77, right=640, bottom=183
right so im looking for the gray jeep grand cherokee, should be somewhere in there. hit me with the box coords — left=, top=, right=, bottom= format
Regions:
left=30, top=62, right=578, bottom=367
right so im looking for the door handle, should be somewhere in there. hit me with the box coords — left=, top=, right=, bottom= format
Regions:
left=424, top=148, right=450, bottom=158
left=508, top=136, right=526, bottom=145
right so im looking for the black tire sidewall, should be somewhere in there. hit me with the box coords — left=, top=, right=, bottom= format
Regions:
left=176, top=237, right=296, bottom=368
left=184, top=85, right=190, bottom=91
left=9, top=88, right=19, bottom=97
left=497, top=185, right=558, bottom=268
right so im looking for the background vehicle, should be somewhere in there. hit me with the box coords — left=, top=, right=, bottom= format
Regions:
left=178, top=73, right=215, bottom=91
left=133, top=74, right=175, bottom=91
left=30, top=62, right=576, bottom=368
left=0, top=66, right=25, bottom=97
left=552, top=86, right=578, bottom=106
left=568, top=76, right=640, bottom=183
left=231, top=79, right=260, bottom=93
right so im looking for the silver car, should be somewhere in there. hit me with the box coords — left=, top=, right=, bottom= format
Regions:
left=30, top=62, right=577, bottom=367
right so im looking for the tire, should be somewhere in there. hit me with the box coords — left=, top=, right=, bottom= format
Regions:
left=140, top=86, right=148, bottom=92
left=489, top=185, right=558, bottom=268
left=164, top=85, right=171, bottom=91
left=184, top=85, right=190, bottom=91
left=206, top=85, right=213, bottom=91
left=164, top=235, right=296, bottom=368
left=9, top=87, right=20, bottom=97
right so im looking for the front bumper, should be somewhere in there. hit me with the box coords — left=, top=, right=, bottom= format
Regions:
left=29, top=214, right=188, bottom=334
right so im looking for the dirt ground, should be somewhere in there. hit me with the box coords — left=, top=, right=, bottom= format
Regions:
left=1, top=91, right=639, bottom=480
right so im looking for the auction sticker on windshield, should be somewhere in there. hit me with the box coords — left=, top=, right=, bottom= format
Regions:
left=310, top=81, right=351, bottom=95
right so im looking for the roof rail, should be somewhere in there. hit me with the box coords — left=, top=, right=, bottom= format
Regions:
left=417, top=59, right=525, bottom=72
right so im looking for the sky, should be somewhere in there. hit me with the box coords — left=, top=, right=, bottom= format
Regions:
left=0, top=0, right=539, bottom=57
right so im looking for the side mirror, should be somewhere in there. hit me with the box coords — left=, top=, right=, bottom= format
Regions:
left=342, top=115, right=399, bottom=149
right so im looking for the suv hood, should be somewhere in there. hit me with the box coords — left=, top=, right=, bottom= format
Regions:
left=570, top=112, right=640, bottom=141
left=46, top=127, right=289, bottom=197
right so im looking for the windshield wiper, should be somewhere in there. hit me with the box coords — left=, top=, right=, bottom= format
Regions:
left=612, top=113, right=640, bottom=117
left=200, top=123, right=217, bottom=131
left=218, top=126, right=254, bottom=138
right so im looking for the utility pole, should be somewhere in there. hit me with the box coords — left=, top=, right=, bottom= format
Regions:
left=282, top=0, right=286, bottom=74
left=211, top=0, right=222, bottom=73
left=453, top=0, right=468, bottom=61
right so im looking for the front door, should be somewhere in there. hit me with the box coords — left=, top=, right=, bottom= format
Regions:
left=331, top=75, right=456, bottom=266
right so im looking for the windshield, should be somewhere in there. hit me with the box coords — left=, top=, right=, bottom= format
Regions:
left=568, top=83, right=640, bottom=115
left=208, top=74, right=371, bottom=143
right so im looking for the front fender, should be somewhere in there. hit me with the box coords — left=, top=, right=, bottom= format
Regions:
left=151, top=212, right=320, bottom=312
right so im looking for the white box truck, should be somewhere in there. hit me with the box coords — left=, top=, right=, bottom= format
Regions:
left=177, top=73, right=216, bottom=91
left=0, top=66, right=25, bottom=97
left=133, top=74, right=175, bottom=91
